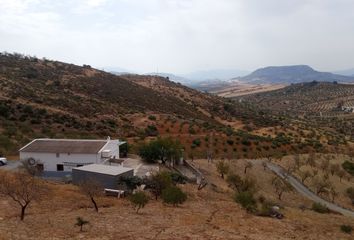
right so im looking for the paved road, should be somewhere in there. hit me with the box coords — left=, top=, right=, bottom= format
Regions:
left=252, top=160, right=354, bottom=218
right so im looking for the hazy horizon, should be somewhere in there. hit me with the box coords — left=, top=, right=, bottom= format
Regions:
left=1, top=0, right=354, bottom=74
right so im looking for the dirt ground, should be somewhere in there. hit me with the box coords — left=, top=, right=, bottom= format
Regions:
left=212, top=83, right=287, bottom=98
left=0, top=159, right=353, bottom=239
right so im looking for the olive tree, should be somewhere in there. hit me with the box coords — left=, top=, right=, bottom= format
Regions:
left=129, top=191, right=149, bottom=213
left=216, top=161, right=229, bottom=179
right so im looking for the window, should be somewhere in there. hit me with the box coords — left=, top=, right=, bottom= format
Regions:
left=57, top=164, right=64, bottom=171
left=56, top=153, right=60, bottom=158
left=76, top=164, right=83, bottom=167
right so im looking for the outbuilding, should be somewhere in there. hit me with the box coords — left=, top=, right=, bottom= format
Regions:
left=72, top=164, right=134, bottom=189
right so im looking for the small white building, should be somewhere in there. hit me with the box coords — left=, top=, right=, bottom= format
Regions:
left=19, top=138, right=125, bottom=172
left=72, top=164, right=134, bottom=189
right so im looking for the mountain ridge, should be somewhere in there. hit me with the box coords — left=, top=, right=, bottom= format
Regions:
left=235, top=65, right=354, bottom=84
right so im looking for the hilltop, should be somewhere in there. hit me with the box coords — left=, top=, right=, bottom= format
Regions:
left=235, top=65, right=354, bottom=84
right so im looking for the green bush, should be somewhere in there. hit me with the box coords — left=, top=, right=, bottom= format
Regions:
left=192, top=138, right=201, bottom=147
left=129, top=191, right=149, bottom=213
left=311, top=202, right=329, bottom=214
left=340, top=225, right=352, bottom=234
left=161, top=186, right=187, bottom=206
left=234, top=191, right=257, bottom=213
left=169, top=172, right=187, bottom=184
left=145, top=125, right=158, bottom=136
left=342, top=161, right=354, bottom=176
left=148, top=115, right=156, bottom=121
left=147, top=171, right=173, bottom=200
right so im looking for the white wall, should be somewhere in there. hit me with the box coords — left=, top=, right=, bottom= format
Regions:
left=19, top=139, right=122, bottom=172
left=100, top=140, right=120, bottom=159
left=20, top=152, right=100, bottom=171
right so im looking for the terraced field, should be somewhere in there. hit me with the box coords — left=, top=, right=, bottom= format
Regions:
left=238, top=82, right=354, bottom=116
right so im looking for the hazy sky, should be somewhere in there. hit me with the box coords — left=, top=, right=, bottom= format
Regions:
left=1, top=0, right=354, bottom=74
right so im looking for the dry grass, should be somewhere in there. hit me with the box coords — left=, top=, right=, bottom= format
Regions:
left=1, top=159, right=353, bottom=239
left=274, top=154, right=354, bottom=210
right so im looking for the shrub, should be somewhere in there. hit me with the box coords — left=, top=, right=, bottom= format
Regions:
left=311, top=202, right=329, bottom=214
left=148, top=115, right=156, bottom=121
left=146, top=171, right=173, bottom=200
left=129, top=191, right=149, bottom=213
left=234, top=191, right=257, bottom=213
left=340, top=225, right=352, bottom=234
left=342, top=161, right=354, bottom=176
left=161, top=186, right=187, bottom=206
left=75, top=217, right=89, bottom=232
left=192, top=138, right=201, bottom=147
left=169, top=172, right=187, bottom=184
left=145, top=125, right=158, bottom=136
left=120, top=176, right=143, bottom=191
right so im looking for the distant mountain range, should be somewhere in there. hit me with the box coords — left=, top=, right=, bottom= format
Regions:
left=234, top=65, right=354, bottom=84
left=142, top=69, right=250, bottom=86
left=181, top=69, right=250, bottom=81
left=110, top=65, right=354, bottom=88
left=144, top=72, right=191, bottom=85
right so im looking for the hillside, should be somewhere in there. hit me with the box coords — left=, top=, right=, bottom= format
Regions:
left=236, top=65, right=354, bottom=84
left=237, top=82, right=354, bottom=139
left=239, top=82, right=354, bottom=115
left=1, top=53, right=353, bottom=159
left=0, top=53, right=279, bottom=155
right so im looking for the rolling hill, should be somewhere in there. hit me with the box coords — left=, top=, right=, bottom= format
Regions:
left=0, top=53, right=278, bottom=155
left=235, top=65, right=354, bottom=84
left=1, top=53, right=353, bottom=159
left=237, top=81, right=354, bottom=139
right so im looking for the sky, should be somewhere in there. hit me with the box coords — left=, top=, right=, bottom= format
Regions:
left=1, top=0, right=354, bottom=74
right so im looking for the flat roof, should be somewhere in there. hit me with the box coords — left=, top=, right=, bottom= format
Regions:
left=73, top=164, right=133, bottom=176
left=19, top=138, right=121, bottom=154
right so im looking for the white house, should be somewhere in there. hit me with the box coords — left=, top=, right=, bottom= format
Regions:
left=19, top=138, right=126, bottom=172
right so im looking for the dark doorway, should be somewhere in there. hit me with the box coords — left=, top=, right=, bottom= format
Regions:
left=57, top=164, right=64, bottom=171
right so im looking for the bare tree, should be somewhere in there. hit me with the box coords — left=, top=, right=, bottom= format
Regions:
left=337, top=170, right=346, bottom=182
left=299, top=170, right=312, bottom=184
left=78, top=180, right=103, bottom=212
left=320, top=158, right=330, bottom=173
left=307, top=153, right=317, bottom=168
left=244, top=162, right=253, bottom=174
left=294, top=154, right=302, bottom=169
left=0, top=171, right=48, bottom=220
left=272, top=177, right=293, bottom=200
left=216, top=161, right=229, bottom=179
left=329, top=186, right=338, bottom=203
left=330, top=164, right=340, bottom=176
left=312, top=177, right=331, bottom=196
